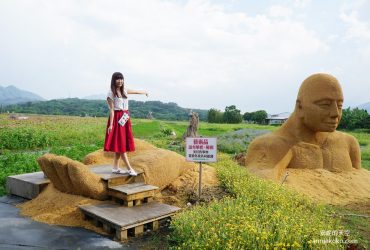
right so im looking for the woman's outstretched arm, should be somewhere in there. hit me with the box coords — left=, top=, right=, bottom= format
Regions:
left=127, top=89, right=149, bottom=97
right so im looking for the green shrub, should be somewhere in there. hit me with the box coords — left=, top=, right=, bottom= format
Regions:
left=0, top=127, right=51, bottom=150
left=0, top=152, right=41, bottom=195
left=169, top=154, right=348, bottom=249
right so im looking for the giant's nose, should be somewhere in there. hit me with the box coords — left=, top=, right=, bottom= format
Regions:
left=329, top=102, right=340, bottom=118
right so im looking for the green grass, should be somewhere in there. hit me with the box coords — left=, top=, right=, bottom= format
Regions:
left=132, top=119, right=162, bottom=138
left=0, top=151, right=41, bottom=195
left=1, top=113, right=369, bottom=190
left=0, top=114, right=369, bottom=248
left=348, top=130, right=370, bottom=170
left=169, top=154, right=356, bottom=249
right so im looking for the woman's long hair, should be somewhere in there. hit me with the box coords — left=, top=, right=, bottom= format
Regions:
left=110, top=72, right=127, bottom=98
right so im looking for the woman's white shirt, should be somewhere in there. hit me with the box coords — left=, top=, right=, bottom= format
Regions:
left=107, top=89, right=129, bottom=110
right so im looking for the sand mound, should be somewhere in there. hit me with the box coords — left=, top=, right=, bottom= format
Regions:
left=84, top=139, right=216, bottom=190
left=18, top=139, right=219, bottom=232
left=248, top=167, right=370, bottom=206
left=159, top=165, right=220, bottom=207
left=17, top=185, right=107, bottom=234
left=168, top=164, right=219, bottom=192
left=83, top=139, right=156, bottom=165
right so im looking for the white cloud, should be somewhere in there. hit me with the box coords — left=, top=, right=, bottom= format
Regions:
left=0, top=0, right=331, bottom=112
left=340, top=11, right=370, bottom=40
left=293, top=0, right=312, bottom=8
left=340, top=9, right=370, bottom=57
left=268, top=5, right=293, bottom=18
left=340, top=0, right=367, bottom=13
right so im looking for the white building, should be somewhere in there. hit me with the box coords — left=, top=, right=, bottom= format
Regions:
left=266, top=112, right=291, bottom=125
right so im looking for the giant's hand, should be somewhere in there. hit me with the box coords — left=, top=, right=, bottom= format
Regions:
left=38, top=154, right=108, bottom=200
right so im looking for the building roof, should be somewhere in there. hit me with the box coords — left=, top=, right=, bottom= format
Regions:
left=266, top=112, right=291, bottom=120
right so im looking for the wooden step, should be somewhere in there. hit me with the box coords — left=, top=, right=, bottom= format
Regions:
left=108, top=182, right=158, bottom=207
left=6, top=172, right=50, bottom=199
left=6, top=165, right=144, bottom=199
left=79, top=202, right=181, bottom=241
left=90, top=165, right=145, bottom=187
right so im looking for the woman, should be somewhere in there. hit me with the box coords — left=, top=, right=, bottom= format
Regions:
left=104, top=72, right=148, bottom=175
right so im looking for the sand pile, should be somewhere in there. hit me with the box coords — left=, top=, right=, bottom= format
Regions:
left=168, top=164, right=219, bottom=192
left=84, top=139, right=218, bottom=190
left=17, top=185, right=107, bottom=234
left=83, top=139, right=156, bottom=165
left=247, top=167, right=370, bottom=206
left=18, top=139, right=219, bottom=231
left=284, top=168, right=370, bottom=205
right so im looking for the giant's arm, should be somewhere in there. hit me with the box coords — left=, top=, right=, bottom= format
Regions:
left=348, top=135, right=361, bottom=169
left=245, top=135, right=292, bottom=179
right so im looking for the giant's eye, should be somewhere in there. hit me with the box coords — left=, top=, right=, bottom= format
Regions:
left=337, top=103, right=343, bottom=110
left=319, top=104, right=330, bottom=108
left=315, top=100, right=332, bottom=108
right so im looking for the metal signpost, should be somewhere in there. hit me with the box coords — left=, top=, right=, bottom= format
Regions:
left=185, top=137, right=217, bottom=198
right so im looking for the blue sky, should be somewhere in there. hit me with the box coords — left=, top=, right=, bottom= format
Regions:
left=0, top=0, right=369, bottom=113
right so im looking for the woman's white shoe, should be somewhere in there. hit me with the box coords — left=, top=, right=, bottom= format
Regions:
left=128, top=169, right=137, bottom=176
left=112, top=168, right=128, bottom=174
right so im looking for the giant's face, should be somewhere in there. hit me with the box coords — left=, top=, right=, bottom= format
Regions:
left=298, top=76, right=343, bottom=132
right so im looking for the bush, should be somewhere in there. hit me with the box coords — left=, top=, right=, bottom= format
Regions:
left=339, top=108, right=370, bottom=130
left=0, top=152, right=42, bottom=195
left=169, top=154, right=347, bottom=249
left=0, top=127, right=51, bottom=150
left=207, top=109, right=224, bottom=123
left=217, top=129, right=270, bottom=154
left=223, top=105, right=242, bottom=124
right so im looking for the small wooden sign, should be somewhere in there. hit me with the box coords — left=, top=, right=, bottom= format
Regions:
left=185, top=137, right=217, bottom=199
left=185, top=137, right=217, bottom=162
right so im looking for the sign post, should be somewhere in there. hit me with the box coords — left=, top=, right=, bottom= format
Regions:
left=199, top=162, right=202, bottom=198
left=185, top=137, right=217, bottom=198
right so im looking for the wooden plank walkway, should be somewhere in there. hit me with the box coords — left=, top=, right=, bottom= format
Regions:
left=79, top=202, right=181, bottom=241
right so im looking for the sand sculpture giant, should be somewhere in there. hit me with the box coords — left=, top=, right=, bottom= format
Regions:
left=245, top=73, right=361, bottom=180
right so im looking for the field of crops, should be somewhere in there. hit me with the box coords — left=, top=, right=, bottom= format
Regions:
left=0, top=113, right=369, bottom=248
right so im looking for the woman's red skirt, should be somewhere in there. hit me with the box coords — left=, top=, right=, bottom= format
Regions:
left=104, top=110, right=135, bottom=153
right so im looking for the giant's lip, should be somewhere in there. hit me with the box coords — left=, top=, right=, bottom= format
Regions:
left=324, top=122, right=338, bottom=127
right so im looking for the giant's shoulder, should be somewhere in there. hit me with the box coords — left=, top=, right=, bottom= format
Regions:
left=328, top=131, right=360, bottom=147
left=330, top=131, right=357, bottom=141
left=249, top=132, right=291, bottom=149
left=245, top=132, right=292, bottom=168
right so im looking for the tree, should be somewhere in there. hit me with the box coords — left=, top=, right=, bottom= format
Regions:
left=243, top=112, right=252, bottom=121
left=207, top=108, right=223, bottom=123
left=339, top=107, right=370, bottom=130
left=251, top=110, right=268, bottom=124
left=223, top=105, right=242, bottom=124
left=243, top=110, right=268, bottom=124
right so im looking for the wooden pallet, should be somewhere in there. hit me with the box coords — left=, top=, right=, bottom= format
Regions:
left=90, top=165, right=145, bottom=187
left=6, top=172, right=50, bottom=199
left=79, top=202, right=181, bottom=241
left=108, top=182, right=158, bottom=207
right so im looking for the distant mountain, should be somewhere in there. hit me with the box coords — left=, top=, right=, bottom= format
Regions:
left=357, top=102, right=370, bottom=113
left=2, top=98, right=208, bottom=121
left=0, top=85, right=45, bottom=105
left=83, top=94, right=105, bottom=100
